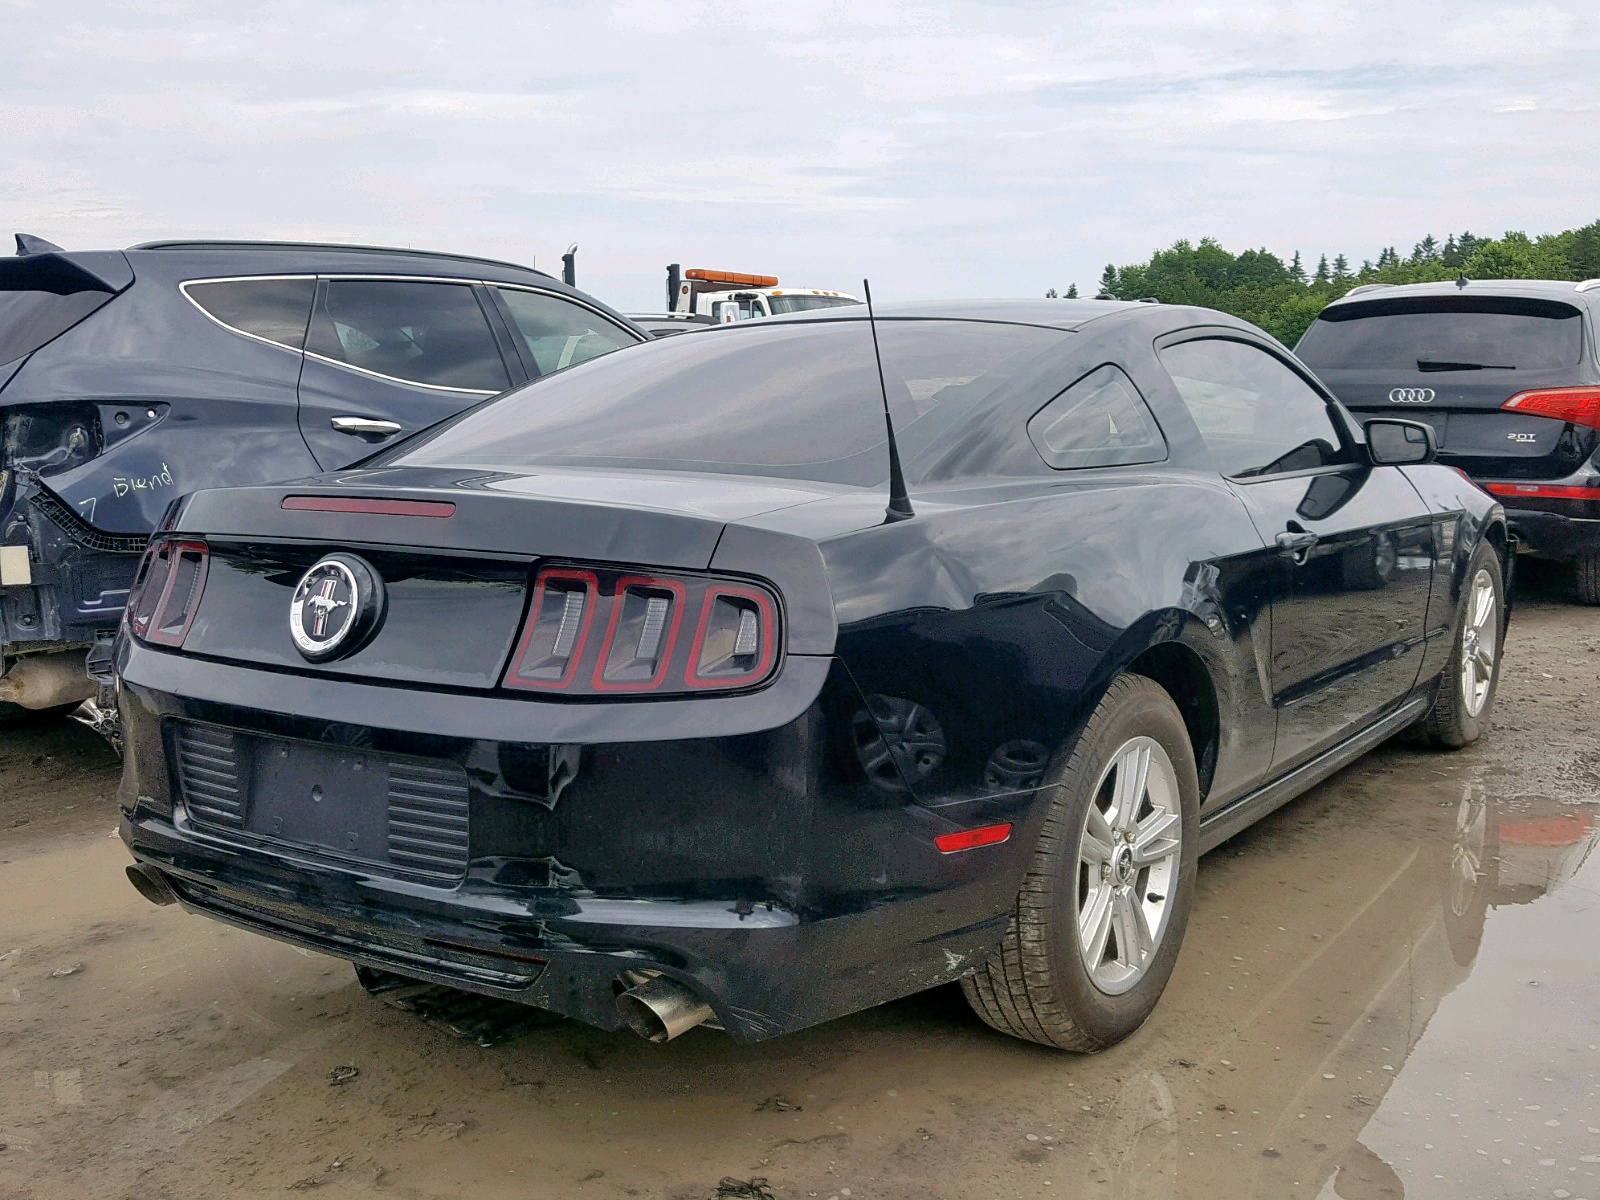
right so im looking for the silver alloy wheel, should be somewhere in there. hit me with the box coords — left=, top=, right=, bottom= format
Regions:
left=1459, top=568, right=1498, bottom=717
left=1075, top=735, right=1183, bottom=996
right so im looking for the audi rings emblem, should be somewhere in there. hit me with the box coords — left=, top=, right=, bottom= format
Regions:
left=289, top=553, right=386, bottom=662
left=1388, top=387, right=1436, bottom=404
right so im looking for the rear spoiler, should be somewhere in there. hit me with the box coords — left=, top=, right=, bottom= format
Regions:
left=4, top=238, right=134, bottom=295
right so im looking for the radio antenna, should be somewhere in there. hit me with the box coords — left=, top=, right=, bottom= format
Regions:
left=863, top=279, right=914, bottom=522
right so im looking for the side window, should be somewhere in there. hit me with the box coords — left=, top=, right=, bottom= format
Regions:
left=185, top=278, right=316, bottom=350
left=306, top=280, right=511, bottom=392
left=1026, top=364, right=1166, bottom=470
left=494, top=288, right=639, bottom=377
left=1159, top=338, right=1350, bottom=478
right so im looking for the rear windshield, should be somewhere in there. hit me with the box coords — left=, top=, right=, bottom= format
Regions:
left=1297, top=297, right=1584, bottom=372
left=0, top=285, right=115, bottom=366
left=384, top=319, right=1069, bottom=485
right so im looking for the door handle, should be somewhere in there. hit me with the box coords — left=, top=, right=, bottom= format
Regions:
left=1275, top=529, right=1319, bottom=563
left=331, top=416, right=404, bottom=438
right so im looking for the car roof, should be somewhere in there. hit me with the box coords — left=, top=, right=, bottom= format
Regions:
left=753, top=297, right=1153, bottom=331
left=1323, top=278, right=1600, bottom=313
left=101, top=239, right=643, bottom=330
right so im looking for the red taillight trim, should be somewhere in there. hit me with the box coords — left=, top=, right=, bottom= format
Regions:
left=144, top=540, right=209, bottom=647
left=1501, top=386, right=1600, bottom=430
left=591, top=576, right=688, bottom=693
left=682, top=583, right=778, bottom=690
left=1484, top=482, right=1600, bottom=500
left=935, top=823, right=1014, bottom=854
left=501, top=568, right=600, bottom=691
left=281, top=495, right=455, bottom=518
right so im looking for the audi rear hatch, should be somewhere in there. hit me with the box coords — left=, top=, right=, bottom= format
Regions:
left=1298, top=294, right=1596, bottom=480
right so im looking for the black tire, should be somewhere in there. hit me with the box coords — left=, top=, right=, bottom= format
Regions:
left=1576, top=552, right=1600, bottom=606
left=961, top=674, right=1200, bottom=1051
left=1420, top=542, right=1505, bottom=748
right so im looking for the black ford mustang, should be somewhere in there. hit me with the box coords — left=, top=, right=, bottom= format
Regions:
left=117, top=299, right=1508, bottom=1050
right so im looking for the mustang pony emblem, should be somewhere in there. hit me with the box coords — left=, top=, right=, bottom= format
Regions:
left=289, top=554, right=384, bottom=662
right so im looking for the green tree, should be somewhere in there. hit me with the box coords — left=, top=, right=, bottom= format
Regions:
left=1332, top=253, right=1351, bottom=281
left=1045, top=288, right=1058, bottom=298
left=1098, top=264, right=1119, bottom=298
left=1289, top=251, right=1307, bottom=284
left=1066, top=283, right=1079, bottom=298
left=1313, top=254, right=1330, bottom=286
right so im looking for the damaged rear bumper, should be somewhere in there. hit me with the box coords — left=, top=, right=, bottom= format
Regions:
left=115, top=642, right=1040, bottom=1042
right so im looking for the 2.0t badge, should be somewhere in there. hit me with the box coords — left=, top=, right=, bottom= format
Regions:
left=289, top=554, right=386, bottom=662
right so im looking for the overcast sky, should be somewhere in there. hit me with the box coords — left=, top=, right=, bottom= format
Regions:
left=4, top=1, right=1597, bottom=311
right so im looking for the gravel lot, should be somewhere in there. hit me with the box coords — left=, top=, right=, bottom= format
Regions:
left=2, top=566, right=1598, bottom=1200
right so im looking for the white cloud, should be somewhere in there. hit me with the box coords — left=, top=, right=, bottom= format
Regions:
left=0, top=0, right=1595, bottom=309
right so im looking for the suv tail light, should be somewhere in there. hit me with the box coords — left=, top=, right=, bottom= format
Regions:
left=1501, top=386, right=1600, bottom=430
left=503, top=565, right=780, bottom=696
left=126, top=539, right=209, bottom=647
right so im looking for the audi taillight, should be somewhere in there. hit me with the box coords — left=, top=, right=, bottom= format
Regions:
left=126, top=538, right=209, bottom=647
left=1501, top=386, right=1600, bottom=430
left=502, top=565, right=780, bottom=696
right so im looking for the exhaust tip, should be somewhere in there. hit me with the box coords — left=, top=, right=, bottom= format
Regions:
left=125, top=863, right=177, bottom=907
left=616, top=975, right=715, bottom=1043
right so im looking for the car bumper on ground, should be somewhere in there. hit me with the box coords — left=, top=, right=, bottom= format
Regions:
left=115, top=641, right=1039, bottom=1042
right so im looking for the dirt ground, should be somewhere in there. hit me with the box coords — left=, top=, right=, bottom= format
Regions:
left=3, top=567, right=1598, bottom=1200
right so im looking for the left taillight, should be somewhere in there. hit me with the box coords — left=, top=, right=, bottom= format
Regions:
left=126, top=539, right=209, bottom=647
left=502, top=564, right=780, bottom=697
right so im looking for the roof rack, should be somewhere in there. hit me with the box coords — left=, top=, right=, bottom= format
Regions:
left=1342, top=283, right=1391, bottom=297
left=1576, top=279, right=1600, bottom=293
left=128, top=239, right=546, bottom=277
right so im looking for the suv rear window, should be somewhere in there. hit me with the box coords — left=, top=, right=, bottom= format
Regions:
left=0, top=283, right=115, bottom=367
left=1297, top=297, right=1584, bottom=372
left=306, top=279, right=512, bottom=392
left=185, top=278, right=316, bottom=350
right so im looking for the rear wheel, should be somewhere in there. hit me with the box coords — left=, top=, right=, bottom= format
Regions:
left=1419, top=543, right=1504, bottom=748
left=961, top=674, right=1199, bottom=1051
left=1576, top=552, right=1600, bottom=606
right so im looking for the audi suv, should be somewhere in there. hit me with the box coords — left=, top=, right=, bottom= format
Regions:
left=1297, top=278, right=1600, bottom=601
left=0, top=236, right=645, bottom=721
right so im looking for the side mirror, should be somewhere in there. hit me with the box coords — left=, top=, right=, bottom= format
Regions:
left=712, top=300, right=741, bottom=324
left=1365, top=418, right=1436, bottom=466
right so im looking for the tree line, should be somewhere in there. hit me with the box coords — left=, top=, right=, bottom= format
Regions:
left=1057, top=217, right=1600, bottom=346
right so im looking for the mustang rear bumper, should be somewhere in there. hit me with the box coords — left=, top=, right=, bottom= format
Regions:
left=116, top=641, right=1040, bottom=1042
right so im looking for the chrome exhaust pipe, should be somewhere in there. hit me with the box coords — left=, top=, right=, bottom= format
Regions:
left=616, top=975, right=715, bottom=1043
left=125, top=863, right=178, bottom=907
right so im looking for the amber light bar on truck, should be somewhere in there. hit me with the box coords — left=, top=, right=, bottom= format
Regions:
left=502, top=565, right=780, bottom=696
left=125, top=538, right=210, bottom=647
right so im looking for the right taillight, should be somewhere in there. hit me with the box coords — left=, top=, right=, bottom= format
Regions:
left=501, top=565, right=780, bottom=697
left=1502, top=386, right=1600, bottom=429
left=125, top=538, right=210, bottom=647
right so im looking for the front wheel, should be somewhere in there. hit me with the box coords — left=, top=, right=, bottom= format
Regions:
left=1419, top=543, right=1505, bottom=748
left=961, top=674, right=1200, bottom=1051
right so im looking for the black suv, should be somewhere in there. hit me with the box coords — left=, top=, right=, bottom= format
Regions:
left=1298, top=279, right=1600, bottom=601
left=0, top=237, right=645, bottom=717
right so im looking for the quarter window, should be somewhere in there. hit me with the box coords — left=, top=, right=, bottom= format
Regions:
left=1027, top=364, right=1166, bottom=470
left=1159, top=338, right=1350, bottom=478
left=306, top=280, right=511, bottom=392
left=494, top=288, right=639, bottom=377
left=185, top=278, right=316, bottom=350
